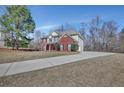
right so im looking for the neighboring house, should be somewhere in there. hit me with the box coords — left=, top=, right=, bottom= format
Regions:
left=0, top=32, right=4, bottom=48
left=40, top=30, right=84, bottom=52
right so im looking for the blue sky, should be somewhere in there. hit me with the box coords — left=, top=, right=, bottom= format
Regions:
left=0, top=5, right=124, bottom=34
left=28, top=5, right=124, bottom=34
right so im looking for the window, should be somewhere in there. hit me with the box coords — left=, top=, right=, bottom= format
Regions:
left=68, top=44, right=71, bottom=51
left=63, top=35, right=68, bottom=37
left=60, top=44, right=63, bottom=51
left=54, top=37, right=58, bottom=42
left=49, top=39, right=52, bottom=43
left=52, top=38, right=54, bottom=43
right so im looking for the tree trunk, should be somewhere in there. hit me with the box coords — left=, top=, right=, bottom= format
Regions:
left=11, top=32, right=15, bottom=50
left=15, top=36, right=19, bottom=50
left=12, top=40, right=14, bottom=50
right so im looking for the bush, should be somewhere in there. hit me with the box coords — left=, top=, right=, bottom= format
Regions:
left=55, top=43, right=60, bottom=51
left=71, top=44, right=78, bottom=51
left=4, top=38, right=12, bottom=47
left=20, top=40, right=29, bottom=48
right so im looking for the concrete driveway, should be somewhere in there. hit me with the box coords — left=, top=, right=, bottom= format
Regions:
left=0, top=51, right=115, bottom=77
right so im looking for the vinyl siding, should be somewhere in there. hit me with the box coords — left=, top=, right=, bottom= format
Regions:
left=72, top=35, right=78, bottom=41
left=78, top=36, right=84, bottom=51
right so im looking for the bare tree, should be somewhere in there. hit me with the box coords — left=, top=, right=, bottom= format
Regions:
left=51, top=24, right=63, bottom=32
left=79, top=22, right=90, bottom=50
left=79, top=22, right=87, bottom=38
left=83, top=16, right=118, bottom=52
left=105, top=21, right=118, bottom=51
left=119, top=28, right=124, bottom=52
left=89, top=16, right=102, bottom=51
left=52, top=23, right=76, bottom=32
left=64, top=23, right=76, bottom=31
left=34, top=30, right=42, bottom=49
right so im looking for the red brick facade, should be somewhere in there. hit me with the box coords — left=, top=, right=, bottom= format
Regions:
left=59, top=34, right=75, bottom=51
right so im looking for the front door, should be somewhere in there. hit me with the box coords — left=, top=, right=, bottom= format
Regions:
left=63, top=44, right=68, bottom=51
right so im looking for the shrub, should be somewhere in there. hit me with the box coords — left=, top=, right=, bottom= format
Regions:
left=71, top=44, right=78, bottom=51
left=55, top=43, right=60, bottom=51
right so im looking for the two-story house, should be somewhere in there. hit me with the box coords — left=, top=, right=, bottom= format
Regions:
left=40, top=30, right=84, bottom=52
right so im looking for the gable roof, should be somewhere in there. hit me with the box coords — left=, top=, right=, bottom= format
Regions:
left=41, top=30, right=84, bottom=40
left=55, top=30, right=83, bottom=40
left=58, top=33, right=77, bottom=43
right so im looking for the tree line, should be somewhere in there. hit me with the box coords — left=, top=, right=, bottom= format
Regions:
left=79, top=16, right=124, bottom=52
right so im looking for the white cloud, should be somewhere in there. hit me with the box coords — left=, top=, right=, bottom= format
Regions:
left=35, top=24, right=59, bottom=30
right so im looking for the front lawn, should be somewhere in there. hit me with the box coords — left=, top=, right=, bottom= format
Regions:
left=0, top=54, right=124, bottom=87
left=0, top=48, right=77, bottom=64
